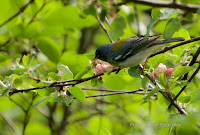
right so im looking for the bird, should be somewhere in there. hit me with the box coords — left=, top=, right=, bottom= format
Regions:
left=92, top=35, right=185, bottom=68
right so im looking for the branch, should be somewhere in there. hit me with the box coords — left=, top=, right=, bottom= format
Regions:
left=82, top=89, right=157, bottom=99
left=8, top=69, right=118, bottom=95
left=96, top=16, right=114, bottom=43
left=28, top=0, right=46, bottom=25
left=139, top=65, right=188, bottom=115
left=0, top=112, right=21, bottom=135
left=9, top=97, right=26, bottom=112
left=182, top=46, right=200, bottom=80
left=114, top=0, right=200, bottom=13
left=168, top=63, right=200, bottom=110
left=22, top=94, right=36, bottom=135
left=72, top=112, right=100, bottom=123
left=0, top=0, right=35, bottom=28
left=149, top=36, right=200, bottom=58
left=82, top=87, right=147, bottom=92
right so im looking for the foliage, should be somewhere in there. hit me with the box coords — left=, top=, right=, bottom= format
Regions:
left=0, top=0, right=200, bottom=135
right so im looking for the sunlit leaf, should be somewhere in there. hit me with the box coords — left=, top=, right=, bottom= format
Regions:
left=57, top=65, right=73, bottom=80
left=179, top=96, right=191, bottom=103
left=100, top=128, right=112, bottom=135
left=141, top=76, right=149, bottom=92
left=22, top=54, right=30, bottom=67
left=31, top=96, right=54, bottom=111
left=160, top=8, right=178, bottom=20
left=74, top=65, right=92, bottom=79
left=173, top=66, right=194, bottom=78
left=144, top=86, right=159, bottom=100
left=68, top=86, right=85, bottom=102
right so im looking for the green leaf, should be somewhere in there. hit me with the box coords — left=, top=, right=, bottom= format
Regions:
left=22, top=54, right=30, bottom=67
left=37, top=38, right=61, bottom=63
left=0, top=27, right=8, bottom=35
left=179, top=96, right=191, bottom=103
left=110, top=16, right=126, bottom=41
left=100, top=128, right=112, bottom=135
left=37, top=88, right=55, bottom=96
left=163, top=18, right=181, bottom=40
left=128, top=66, right=141, bottom=78
left=173, top=66, right=194, bottom=78
left=152, top=8, right=161, bottom=19
left=144, top=86, right=159, bottom=100
left=91, top=77, right=103, bottom=87
left=48, top=72, right=61, bottom=81
left=84, top=5, right=96, bottom=16
left=141, top=76, right=149, bottom=92
left=68, top=86, right=85, bottom=102
left=31, top=97, right=54, bottom=111
left=57, top=65, right=73, bottom=80
left=160, top=8, right=178, bottom=20
left=85, top=53, right=95, bottom=60
left=191, top=88, right=200, bottom=103
left=2, top=86, right=11, bottom=96
left=63, top=95, right=74, bottom=106
left=74, top=65, right=92, bottom=79
left=197, top=8, right=200, bottom=14
left=29, top=64, right=40, bottom=71
left=145, top=17, right=160, bottom=39
left=43, top=5, right=96, bottom=29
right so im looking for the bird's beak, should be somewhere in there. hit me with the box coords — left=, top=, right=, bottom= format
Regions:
left=92, top=57, right=98, bottom=63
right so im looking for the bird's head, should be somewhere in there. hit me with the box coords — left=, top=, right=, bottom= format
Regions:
left=92, top=43, right=113, bottom=63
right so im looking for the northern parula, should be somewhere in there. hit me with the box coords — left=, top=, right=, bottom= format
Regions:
left=92, top=35, right=184, bottom=67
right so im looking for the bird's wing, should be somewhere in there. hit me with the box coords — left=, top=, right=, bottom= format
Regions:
left=111, top=36, right=161, bottom=62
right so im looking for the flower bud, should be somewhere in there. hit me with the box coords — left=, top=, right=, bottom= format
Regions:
left=157, top=63, right=167, bottom=73
left=152, top=72, right=159, bottom=78
left=95, top=64, right=106, bottom=74
left=58, top=71, right=63, bottom=76
left=165, top=68, right=175, bottom=76
left=104, top=64, right=115, bottom=72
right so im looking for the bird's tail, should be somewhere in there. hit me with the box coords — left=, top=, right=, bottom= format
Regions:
left=152, top=37, right=185, bottom=45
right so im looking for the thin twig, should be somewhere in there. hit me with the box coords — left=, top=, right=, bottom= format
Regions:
left=96, top=16, right=114, bottom=43
left=82, top=87, right=149, bottom=92
left=72, top=112, right=100, bottom=123
left=22, top=94, right=36, bottom=135
left=0, top=0, right=35, bottom=28
left=182, top=47, right=200, bottom=80
left=28, top=0, right=46, bottom=25
left=0, top=112, right=21, bottom=135
left=9, top=97, right=26, bottom=112
left=9, top=69, right=118, bottom=95
left=77, top=89, right=157, bottom=99
left=149, top=36, right=200, bottom=58
left=114, top=0, right=200, bottom=13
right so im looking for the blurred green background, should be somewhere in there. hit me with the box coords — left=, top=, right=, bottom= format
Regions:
left=1, top=0, right=200, bottom=135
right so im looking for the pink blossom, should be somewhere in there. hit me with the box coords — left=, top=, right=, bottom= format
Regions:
left=157, top=63, right=167, bottom=73
left=58, top=71, right=63, bottom=76
left=165, top=68, right=175, bottom=76
left=104, top=64, right=115, bottom=72
left=95, top=64, right=106, bottom=74
left=152, top=72, right=159, bottom=78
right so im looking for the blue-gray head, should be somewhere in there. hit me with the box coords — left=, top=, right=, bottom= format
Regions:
left=95, top=43, right=113, bottom=62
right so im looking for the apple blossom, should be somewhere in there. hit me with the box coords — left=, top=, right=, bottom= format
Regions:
left=157, top=63, right=167, bottom=73
left=165, top=68, right=175, bottom=76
